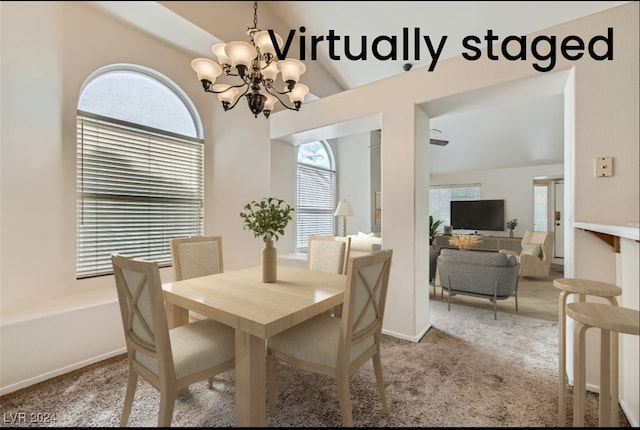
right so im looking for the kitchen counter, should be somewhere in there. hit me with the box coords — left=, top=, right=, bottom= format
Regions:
left=574, top=221, right=639, bottom=241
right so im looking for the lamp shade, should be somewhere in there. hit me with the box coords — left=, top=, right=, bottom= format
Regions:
left=277, top=58, right=306, bottom=83
left=260, top=60, right=279, bottom=82
left=212, top=84, right=239, bottom=104
left=288, top=83, right=309, bottom=104
left=225, top=41, right=257, bottom=68
left=191, top=58, right=222, bottom=83
left=263, top=93, right=278, bottom=111
left=253, top=30, right=283, bottom=57
left=211, top=43, right=231, bottom=66
left=334, top=199, right=354, bottom=217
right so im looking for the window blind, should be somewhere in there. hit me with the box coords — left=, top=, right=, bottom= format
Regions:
left=429, top=184, right=481, bottom=230
left=76, top=112, right=204, bottom=278
left=296, top=163, right=335, bottom=249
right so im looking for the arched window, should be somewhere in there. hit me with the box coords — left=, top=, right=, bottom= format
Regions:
left=76, top=65, right=204, bottom=278
left=296, top=141, right=336, bottom=249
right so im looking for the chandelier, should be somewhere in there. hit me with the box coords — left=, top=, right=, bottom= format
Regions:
left=190, top=1, right=309, bottom=119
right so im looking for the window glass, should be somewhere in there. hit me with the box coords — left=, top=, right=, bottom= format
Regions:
left=79, top=68, right=198, bottom=137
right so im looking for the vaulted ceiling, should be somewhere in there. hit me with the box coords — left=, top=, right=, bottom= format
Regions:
left=90, top=1, right=630, bottom=173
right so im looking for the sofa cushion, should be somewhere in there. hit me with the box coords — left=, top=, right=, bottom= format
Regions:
left=521, top=243, right=542, bottom=256
left=438, top=248, right=518, bottom=267
left=348, top=234, right=382, bottom=252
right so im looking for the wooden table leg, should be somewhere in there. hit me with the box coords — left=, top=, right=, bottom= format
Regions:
left=165, top=302, right=189, bottom=328
left=235, top=330, right=266, bottom=427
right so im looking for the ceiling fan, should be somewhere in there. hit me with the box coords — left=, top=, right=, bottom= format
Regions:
left=429, top=128, right=449, bottom=146
left=374, top=129, right=449, bottom=146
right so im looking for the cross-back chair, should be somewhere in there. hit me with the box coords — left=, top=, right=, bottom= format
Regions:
left=267, top=249, right=393, bottom=426
left=111, top=254, right=235, bottom=427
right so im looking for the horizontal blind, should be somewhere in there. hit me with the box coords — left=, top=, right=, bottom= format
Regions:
left=76, top=112, right=204, bottom=278
left=296, top=163, right=335, bottom=249
left=429, top=184, right=480, bottom=229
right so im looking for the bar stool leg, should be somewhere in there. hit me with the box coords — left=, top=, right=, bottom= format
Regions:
left=600, top=328, right=612, bottom=426
left=573, top=320, right=589, bottom=427
left=558, top=290, right=569, bottom=426
left=607, top=297, right=620, bottom=427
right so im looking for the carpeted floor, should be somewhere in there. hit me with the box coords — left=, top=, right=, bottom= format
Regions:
left=0, top=300, right=630, bottom=427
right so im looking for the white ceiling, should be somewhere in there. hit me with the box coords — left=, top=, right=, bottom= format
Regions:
left=89, top=1, right=630, bottom=174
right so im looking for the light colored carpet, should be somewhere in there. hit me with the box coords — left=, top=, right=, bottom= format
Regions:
left=0, top=300, right=630, bottom=427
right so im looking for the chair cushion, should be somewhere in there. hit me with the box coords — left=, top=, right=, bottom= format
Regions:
left=521, top=243, right=542, bottom=256
left=169, top=319, right=235, bottom=379
left=268, top=313, right=373, bottom=367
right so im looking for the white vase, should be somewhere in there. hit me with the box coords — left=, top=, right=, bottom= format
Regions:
left=261, top=239, right=277, bottom=283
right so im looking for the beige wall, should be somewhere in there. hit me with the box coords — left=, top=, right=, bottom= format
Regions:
left=0, top=1, right=270, bottom=392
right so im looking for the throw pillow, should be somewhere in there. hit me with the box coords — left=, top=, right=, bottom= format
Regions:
left=521, top=243, right=542, bottom=256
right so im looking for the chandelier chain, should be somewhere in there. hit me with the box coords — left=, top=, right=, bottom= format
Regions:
left=253, top=0, right=258, bottom=30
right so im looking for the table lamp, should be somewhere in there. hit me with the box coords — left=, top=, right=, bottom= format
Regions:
left=334, top=199, right=354, bottom=236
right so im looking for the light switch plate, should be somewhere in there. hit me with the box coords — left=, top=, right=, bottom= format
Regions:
left=595, top=156, right=613, bottom=177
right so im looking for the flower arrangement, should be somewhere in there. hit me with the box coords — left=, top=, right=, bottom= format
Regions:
left=239, top=197, right=294, bottom=242
left=448, top=234, right=483, bottom=251
left=506, top=218, right=518, bottom=231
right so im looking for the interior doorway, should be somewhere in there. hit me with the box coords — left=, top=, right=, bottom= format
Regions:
left=533, top=177, right=564, bottom=260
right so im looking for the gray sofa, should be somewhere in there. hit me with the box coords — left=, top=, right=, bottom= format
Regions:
left=437, top=248, right=520, bottom=320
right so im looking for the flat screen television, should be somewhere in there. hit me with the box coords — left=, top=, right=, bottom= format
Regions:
left=450, top=199, right=505, bottom=232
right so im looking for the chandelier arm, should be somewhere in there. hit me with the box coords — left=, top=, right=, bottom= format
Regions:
left=265, top=86, right=293, bottom=96
left=263, top=87, right=299, bottom=111
left=225, top=85, right=252, bottom=111
left=204, top=81, right=248, bottom=94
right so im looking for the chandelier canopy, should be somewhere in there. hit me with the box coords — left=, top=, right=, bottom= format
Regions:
left=190, top=1, right=309, bottom=118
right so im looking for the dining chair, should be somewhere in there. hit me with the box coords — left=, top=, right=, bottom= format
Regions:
left=307, top=234, right=351, bottom=316
left=111, top=254, right=235, bottom=427
left=170, top=235, right=224, bottom=281
left=170, top=235, right=224, bottom=321
left=170, top=235, right=225, bottom=388
left=267, top=249, right=393, bottom=426
left=307, top=234, right=351, bottom=275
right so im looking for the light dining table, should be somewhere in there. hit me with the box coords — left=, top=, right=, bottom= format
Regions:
left=162, top=264, right=346, bottom=427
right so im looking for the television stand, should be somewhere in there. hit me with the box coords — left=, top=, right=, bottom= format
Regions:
left=434, top=234, right=522, bottom=253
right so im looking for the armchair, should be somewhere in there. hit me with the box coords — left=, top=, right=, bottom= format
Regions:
left=499, top=230, right=554, bottom=278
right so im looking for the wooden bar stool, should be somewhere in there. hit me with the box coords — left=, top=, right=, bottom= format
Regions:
left=566, top=302, right=639, bottom=427
left=553, top=278, right=621, bottom=426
